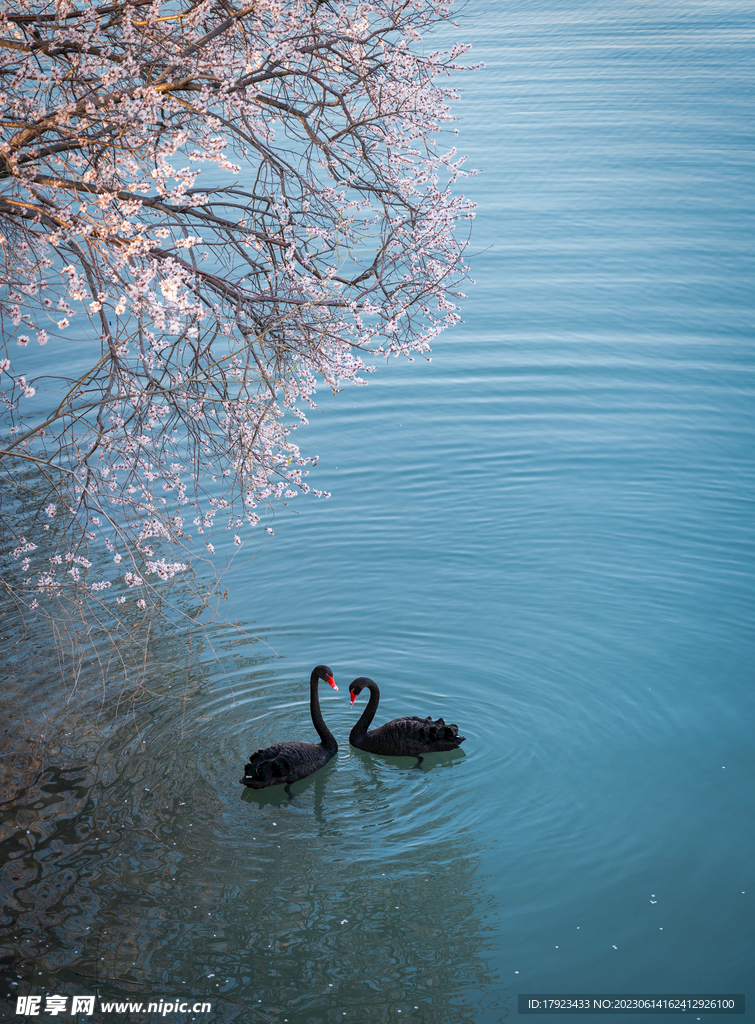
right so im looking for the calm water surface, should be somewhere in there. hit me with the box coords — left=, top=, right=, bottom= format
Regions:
left=2, top=1, right=754, bottom=1021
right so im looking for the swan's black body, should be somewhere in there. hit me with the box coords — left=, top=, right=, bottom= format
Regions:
left=240, top=665, right=338, bottom=790
left=348, top=677, right=465, bottom=757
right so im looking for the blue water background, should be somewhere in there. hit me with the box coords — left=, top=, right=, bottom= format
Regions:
left=3, top=0, right=754, bottom=1021
left=218, top=0, right=755, bottom=1000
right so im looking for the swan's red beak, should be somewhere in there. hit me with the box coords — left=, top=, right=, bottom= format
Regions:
left=327, top=675, right=337, bottom=690
left=350, top=691, right=357, bottom=706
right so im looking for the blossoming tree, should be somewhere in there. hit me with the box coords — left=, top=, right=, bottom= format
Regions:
left=0, top=0, right=475, bottom=646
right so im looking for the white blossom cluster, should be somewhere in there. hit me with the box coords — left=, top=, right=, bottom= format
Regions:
left=0, top=0, right=477, bottom=626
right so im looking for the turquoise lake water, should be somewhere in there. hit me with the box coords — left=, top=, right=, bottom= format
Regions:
left=2, top=0, right=754, bottom=1021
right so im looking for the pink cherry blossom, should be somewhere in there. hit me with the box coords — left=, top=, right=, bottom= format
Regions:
left=0, top=0, right=477, bottom=638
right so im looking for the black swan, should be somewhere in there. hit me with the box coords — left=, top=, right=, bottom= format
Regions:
left=348, top=677, right=465, bottom=763
left=240, top=665, right=338, bottom=791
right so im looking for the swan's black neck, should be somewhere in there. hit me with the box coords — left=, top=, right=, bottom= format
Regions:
left=310, top=668, right=337, bottom=753
left=349, top=679, right=380, bottom=745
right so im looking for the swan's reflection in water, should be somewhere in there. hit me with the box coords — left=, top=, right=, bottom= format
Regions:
left=348, top=744, right=467, bottom=772
left=233, top=747, right=498, bottom=1024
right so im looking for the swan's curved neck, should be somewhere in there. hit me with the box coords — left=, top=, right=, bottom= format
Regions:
left=349, top=680, right=380, bottom=745
left=310, top=670, right=337, bottom=752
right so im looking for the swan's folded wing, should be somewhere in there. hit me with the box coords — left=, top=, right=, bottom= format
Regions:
left=242, top=743, right=292, bottom=783
left=243, top=756, right=289, bottom=784
left=241, top=740, right=330, bottom=786
left=418, top=717, right=464, bottom=744
left=367, top=715, right=465, bottom=754
left=246, top=742, right=285, bottom=766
